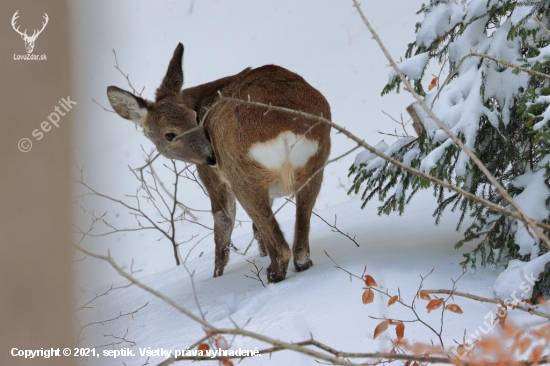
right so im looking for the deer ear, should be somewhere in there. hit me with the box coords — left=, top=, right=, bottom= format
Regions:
left=106, top=86, right=148, bottom=126
left=156, top=43, right=184, bottom=100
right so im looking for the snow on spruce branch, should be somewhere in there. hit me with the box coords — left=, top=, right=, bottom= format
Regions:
left=349, top=0, right=550, bottom=301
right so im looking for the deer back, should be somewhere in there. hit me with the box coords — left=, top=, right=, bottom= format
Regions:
left=188, top=65, right=331, bottom=194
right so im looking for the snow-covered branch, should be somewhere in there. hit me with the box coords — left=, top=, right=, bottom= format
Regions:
left=350, top=0, right=550, bottom=252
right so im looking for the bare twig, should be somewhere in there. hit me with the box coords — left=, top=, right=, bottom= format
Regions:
left=92, top=98, right=115, bottom=113
left=75, top=302, right=148, bottom=345
left=113, top=49, right=145, bottom=96
left=74, top=154, right=216, bottom=266
left=95, top=329, right=136, bottom=350
left=286, top=199, right=360, bottom=247
left=244, top=259, right=266, bottom=288
left=424, top=289, right=550, bottom=321
left=379, top=110, right=415, bottom=139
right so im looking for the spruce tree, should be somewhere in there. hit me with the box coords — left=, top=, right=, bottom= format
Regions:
left=349, top=0, right=550, bottom=299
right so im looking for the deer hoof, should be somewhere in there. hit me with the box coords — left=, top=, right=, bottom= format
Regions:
left=294, top=258, right=313, bottom=272
left=266, top=265, right=287, bottom=283
left=213, top=266, right=224, bottom=278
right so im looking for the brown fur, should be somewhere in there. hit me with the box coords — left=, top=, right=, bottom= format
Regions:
left=107, top=44, right=331, bottom=282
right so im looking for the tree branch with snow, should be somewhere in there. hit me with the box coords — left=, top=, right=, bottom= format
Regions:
left=349, top=0, right=550, bottom=301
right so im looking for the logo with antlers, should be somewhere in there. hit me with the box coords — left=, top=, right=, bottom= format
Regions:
left=11, top=11, right=49, bottom=54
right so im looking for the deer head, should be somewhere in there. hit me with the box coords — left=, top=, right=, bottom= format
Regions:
left=106, top=44, right=217, bottom=166
left=12, top=11, right=49, bottom=54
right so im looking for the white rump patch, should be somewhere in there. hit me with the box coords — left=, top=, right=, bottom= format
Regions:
left=248, top=131, right=319, bottom=170
left=248, top=131, right=319, bottom=197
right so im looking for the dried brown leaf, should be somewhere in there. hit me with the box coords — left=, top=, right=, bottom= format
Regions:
left=388, top=295, right=398, bottom=306
left=197, top=343, right=209, bottom=359
left=374, top=320, right=389, bottom=339
left=362, top=288, right=374, bottom=304
left=426, top=298, right=444, bottom=313
left=478, top=339, right=500, bottom=351
left=428, top=77, right=438, bottom=91
left=445, top=304, right=463, bottom=314
left=365, top=275, right=378, bottom=287
left=221, top=358, right=234, bottom=366
left=396, top=321, right=405, bottom=340
left=519, top=338, right=531, bottom=353
left=198, top=343, right=209, bottom=352
left=530, top=346, right=544, bottom=363
left=419, top=291, right=431, bottom=301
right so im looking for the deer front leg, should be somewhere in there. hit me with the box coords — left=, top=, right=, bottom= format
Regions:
left=197, top=165, right=236, bottom=278
left=212, top=201, right=235, bottom=277
left=252, top=223, right=268, bottom=257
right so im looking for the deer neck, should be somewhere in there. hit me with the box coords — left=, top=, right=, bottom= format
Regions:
left=181, top=67, right=251, bottom=119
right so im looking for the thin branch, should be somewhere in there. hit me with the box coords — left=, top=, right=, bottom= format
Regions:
left=113, top=49, right=145, bottom=96
left=287, top=199, right=360, bottom=247
left=424, top=289, right=550, bottom=321
left=244, top=259, right=266, bottom=288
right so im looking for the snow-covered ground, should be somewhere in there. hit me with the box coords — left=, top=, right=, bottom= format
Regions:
left=69, top=2, right=550, bottom=365
left=76, top=193, right=550, bottom=365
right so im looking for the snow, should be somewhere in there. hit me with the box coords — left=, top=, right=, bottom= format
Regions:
left=464, top=0, right=498, bottom=23
left=494, top=252, right=550, bottom=300
left=532, top=95, right=550, bottom=130
left=406, top=12, right=529, bottom=176
left=402, top=147, right=420, bottom=166
left=73, top=192, right=512, bottom=365
left=512, top=159, right=550, bottom=257
left=529, top=44, right=550, bottom=64
left=431, top=16, right=528, bottom=176
left=353, top=140, right=389, bottom=168
left=388, top=52, right=430, bottom=81
left=363, top=137, right=416, bottom=170
left=483, top=20, right=529, bottom=126
left=416, top=3, right=464, bottom=47
left=510, top=4, right=534, bottom=25
left=420, top=138, right=452, bottom=173
left=77, top=194, right=549, bottom=365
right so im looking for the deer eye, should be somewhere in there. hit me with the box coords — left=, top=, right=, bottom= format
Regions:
left=165, top=133, right=176, bottom=142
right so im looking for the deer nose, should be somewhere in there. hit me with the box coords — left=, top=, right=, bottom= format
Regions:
left=206, top=154, right=217, bottom=167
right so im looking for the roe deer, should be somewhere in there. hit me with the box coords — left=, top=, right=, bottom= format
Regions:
left=107, top=43, right=331, bottom=282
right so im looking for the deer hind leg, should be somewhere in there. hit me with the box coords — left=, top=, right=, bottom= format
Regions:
left=237, top=191, right=291, bottom=283
left=252, top=197, right=273, bottom=257
left=293, top=171, right=323, bottom=272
